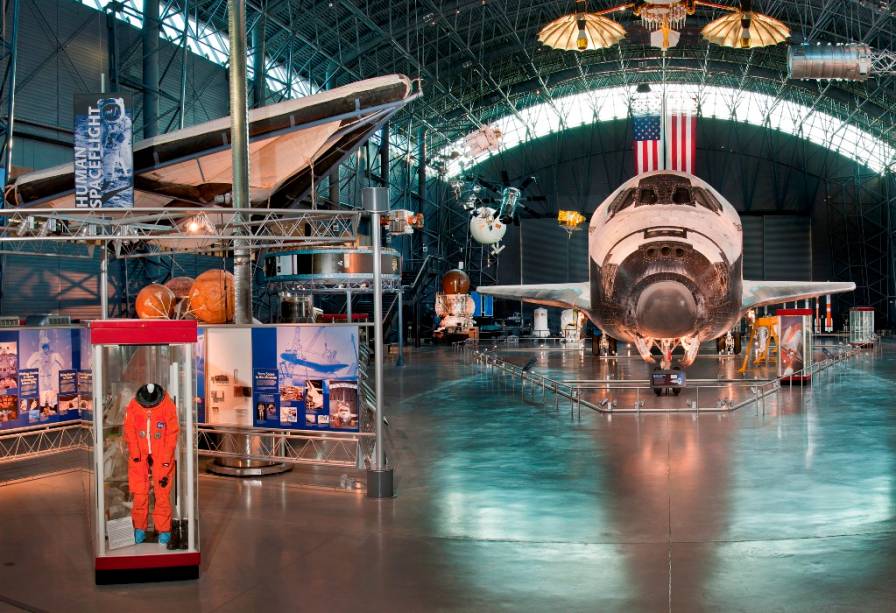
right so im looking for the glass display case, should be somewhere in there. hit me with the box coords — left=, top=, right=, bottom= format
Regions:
left=848, top=307, right=875, bottom=346
left=90, top=320, right=199, bottom=584
left=776, top=309, right=814, bottom=383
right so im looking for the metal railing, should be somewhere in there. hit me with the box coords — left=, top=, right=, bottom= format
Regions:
left=459, top=338, right=873, bottom=416
left=0, top=420, right=91, bottom=464
left=198, top=425, right=373, bottom=468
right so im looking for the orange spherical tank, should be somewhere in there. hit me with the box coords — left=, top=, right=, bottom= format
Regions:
left=441, top=269, right=471, bottom=295
left=164, top=276, right=194, bottom=300
left=135, top=284, right=176, bottom=319
left=188, top=270, right=235, bottom=324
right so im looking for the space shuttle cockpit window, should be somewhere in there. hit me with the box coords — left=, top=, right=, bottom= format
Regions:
left=607, top=188, right=636, bottom=218
left=672, top=186, right=694, bottom=205
left=637, top=188, right=658, bottom=205
left=692, top=187, right=722, bottom=214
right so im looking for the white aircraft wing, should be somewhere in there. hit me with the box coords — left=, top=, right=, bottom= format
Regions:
left=7, top=74, right=415, bottom=209
left=741, top=280, right=855, bottom=311
left=476, top=282, right=591, bottom=311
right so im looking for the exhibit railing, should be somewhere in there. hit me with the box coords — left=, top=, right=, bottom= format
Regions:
left=197, top=426, right=373, bottom=468
left=0, top=418, right=376, bottom=472
left=0, top=420, right=91, bottom=464
left=459, top=339, right=874, bottom=415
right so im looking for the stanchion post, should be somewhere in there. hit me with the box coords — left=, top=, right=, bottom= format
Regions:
left=364, top=187, right=394, bottom=498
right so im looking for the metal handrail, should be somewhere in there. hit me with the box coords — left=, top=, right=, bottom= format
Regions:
left=461, top=338, right=871, bottom=414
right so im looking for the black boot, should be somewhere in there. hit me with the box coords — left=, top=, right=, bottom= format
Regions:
left=178, top=519, right=189, bottom=550
left=166, top=519, right=181, bottom=550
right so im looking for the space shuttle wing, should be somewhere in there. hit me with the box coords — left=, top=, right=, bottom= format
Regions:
left=7, top=74, right=415, bottom=208
left=741, top=280, right=856, bottom=311
left=476, top=282, right=591, bottom=311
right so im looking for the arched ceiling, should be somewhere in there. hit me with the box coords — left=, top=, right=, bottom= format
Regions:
left=188, top=1, right=896, bottom=155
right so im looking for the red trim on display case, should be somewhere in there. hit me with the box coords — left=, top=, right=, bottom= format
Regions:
left=775, top=309, right=813, bottom=316
left=95, top=552, right=200, bottom=571
left=90, top=320, right=198, bottom=345
left=850, top=307, right=875, bottom=312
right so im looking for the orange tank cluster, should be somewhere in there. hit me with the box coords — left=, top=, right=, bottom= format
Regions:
left=135, top=270, right=235, bottom=323
left=135, top=284, right=176, bottom=319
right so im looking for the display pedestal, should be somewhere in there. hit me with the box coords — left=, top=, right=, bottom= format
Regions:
left=96, top=551, right=200, bottom=585
left=367, top=468, right=394, bottom=498
left=207, top=452, right=291, bottom=477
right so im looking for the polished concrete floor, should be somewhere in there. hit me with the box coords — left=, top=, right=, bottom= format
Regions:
left=1, top=342, right=896, bottom=612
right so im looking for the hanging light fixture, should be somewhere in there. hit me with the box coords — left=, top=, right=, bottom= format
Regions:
left=701, top=0, right=789, bottom=49
left=535, top=2, right=789, bottom=53
left=537, top=1, right=627, bottom=52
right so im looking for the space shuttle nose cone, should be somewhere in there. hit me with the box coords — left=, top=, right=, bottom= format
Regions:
left=635, top=280, right=698, bottom=339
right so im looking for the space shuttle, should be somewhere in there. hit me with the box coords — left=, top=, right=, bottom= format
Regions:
left=477, top=171, right=855, bottom=369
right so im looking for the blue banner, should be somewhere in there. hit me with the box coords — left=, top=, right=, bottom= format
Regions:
left=73, top=93, right=133, bottom=208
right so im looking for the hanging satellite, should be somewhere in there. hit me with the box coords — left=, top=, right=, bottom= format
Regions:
left=537, top=0, right=788, bottom=53
left=464, top=174, right=548, bottom=256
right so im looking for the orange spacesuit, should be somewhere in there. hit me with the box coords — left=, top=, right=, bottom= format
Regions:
left=123, top=389, right=179, bottom=534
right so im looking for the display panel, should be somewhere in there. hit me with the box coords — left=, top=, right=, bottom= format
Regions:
left=0, top=327, right=88, bottom=430
left=91, top=320, right=198, bottom=583
left=204, top=327, right=253, bottom=427
left=848, top=307, right=875, bottom=346
left=777, top=310, right=814, bottom=382
left=199, top=324, right=362, bottom=432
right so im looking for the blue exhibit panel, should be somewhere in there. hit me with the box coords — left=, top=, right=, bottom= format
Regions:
left=471, top=292, right=494, bottom=317
left=0, top=327, right=86, bottom=430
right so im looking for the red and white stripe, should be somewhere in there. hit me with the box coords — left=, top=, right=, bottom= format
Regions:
left=666, top=112, right=696, bottom=174
left=635, top=139, right=662, bottom=174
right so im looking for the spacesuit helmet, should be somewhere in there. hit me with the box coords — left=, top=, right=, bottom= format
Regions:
left=100, top=98, right=125, bottom=123
left=39, top=332, right=50, bottom=352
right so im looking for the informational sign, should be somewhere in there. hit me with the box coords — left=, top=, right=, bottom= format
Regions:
left=73, top=93, right=134, bottom=208
left=779, top=314, right=807, bottom=379
left=0, top=328, right=85, bottom=430
left=106, top=516, right=136, bottom=550
left=252, top=369, right=279, bottom=426
left=18, top=369, right=39, bottom=423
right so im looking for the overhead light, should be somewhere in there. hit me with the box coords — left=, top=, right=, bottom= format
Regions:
left=702, top=9, right=789, bottom=49
left=538, top=11, right=626, bottom=52
left=184, top=212, right=215, bottom=235
left=576, top=19, right=588, bottom=51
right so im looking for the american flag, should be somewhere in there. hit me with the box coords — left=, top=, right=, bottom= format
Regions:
left=666, top=111, right=696, bottom=174
left=633, top=114, right=663, bottom=174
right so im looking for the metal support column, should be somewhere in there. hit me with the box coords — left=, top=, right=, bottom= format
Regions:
left=228, top=0, right=252, bottom=326
left=396, top=290, right=404, bottom=367
left=1, top=0, right=20, bottom=182
left=177, top=0, right=189, bottom=129
left=208, top=0, right=288, bottom=478
left=142, top=0, right=159, bottom=138
left=100, top=248, right=109, bottom=319
left=363, top=187, right=393, bottom=498
left=329, top=167, right=340, bottom=207
left=251, top=9, right=265, bottom=108
left=105, top=3, right=119, bottom=92
left=379, top=123, right=389, bottom=187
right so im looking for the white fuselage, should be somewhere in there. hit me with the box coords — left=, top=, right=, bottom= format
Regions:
left=586, top=171, right=744, bottom=365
